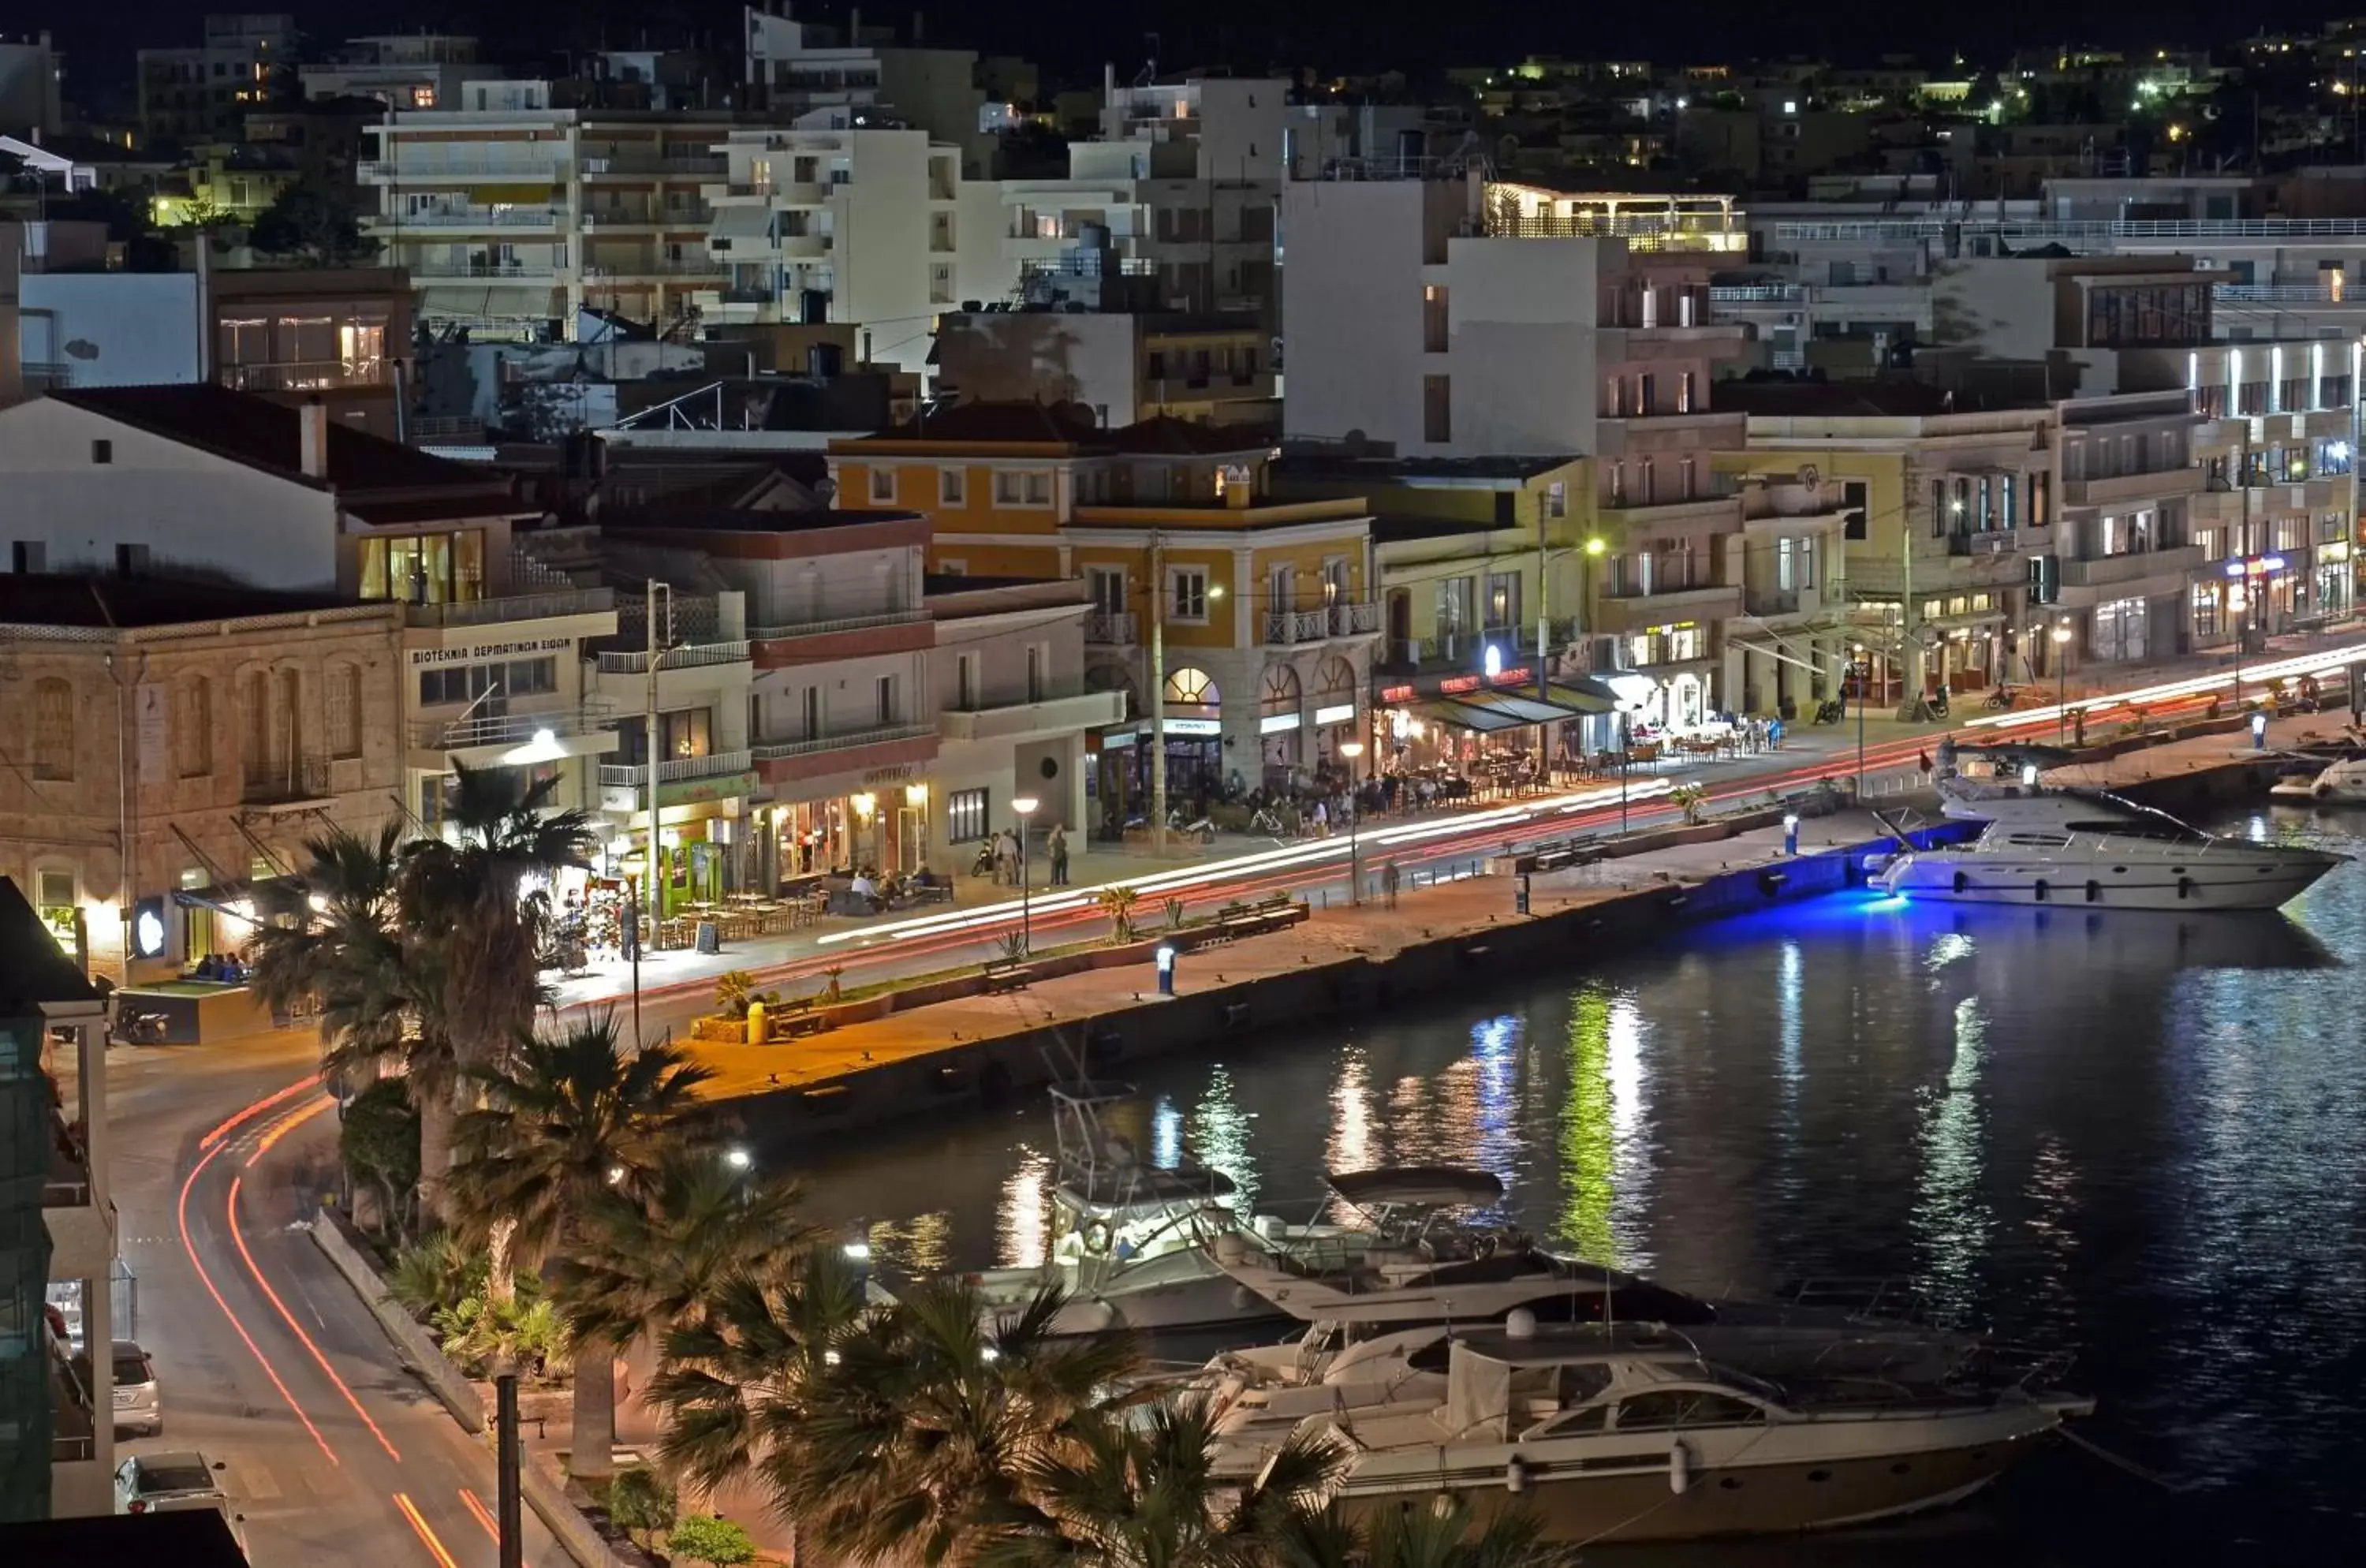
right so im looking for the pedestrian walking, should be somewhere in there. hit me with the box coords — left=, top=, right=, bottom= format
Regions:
left=992, top=829, right=1014, bottom=886
left=1312, top=798, right=1330, bottom=837
left=1048, top=825, right=1070, bottom=886
left=1382, top=859, right=1401, bottom=909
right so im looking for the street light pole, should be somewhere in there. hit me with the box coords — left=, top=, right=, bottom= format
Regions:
left=1849, top=641, right=1865, bottom=798
left=1012, top=794, right=1039, bottom=955
left=2052, top=620, right=2073, bottom=745
left=1338, top=738, right=1366, bottom=903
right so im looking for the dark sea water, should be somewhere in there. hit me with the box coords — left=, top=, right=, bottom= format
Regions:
left=774, top=806, right=2366, bottom=1562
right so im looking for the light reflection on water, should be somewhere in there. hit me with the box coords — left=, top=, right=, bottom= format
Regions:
left=784, top=809, right=2366, bottom=1555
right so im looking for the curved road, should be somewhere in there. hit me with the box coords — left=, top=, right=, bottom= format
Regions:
left=110, top=1032, right=568, bottom=1567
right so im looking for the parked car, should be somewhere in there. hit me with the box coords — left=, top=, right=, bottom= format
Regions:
left=79, top=1339, right=159, bottom=1435
left=114, top=1450, right=245, bottom=1554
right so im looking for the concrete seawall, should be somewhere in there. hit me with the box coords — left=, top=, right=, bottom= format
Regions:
left=733, top=819, right=1976, bottom=1144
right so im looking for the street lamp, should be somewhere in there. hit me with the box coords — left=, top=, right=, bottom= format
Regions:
left=1011, top=794, right=1039, bottom=955
left=1849, top=641, right=1865, bottom=798
left=2051, top=620, right=2074, bottom=745
left=1338, top=739, right=1366, bottom=904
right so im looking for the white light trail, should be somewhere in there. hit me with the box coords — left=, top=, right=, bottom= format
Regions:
left=1962, top=640, right=2366, bottom=732
left=815, top=778, right=1679, bottom=950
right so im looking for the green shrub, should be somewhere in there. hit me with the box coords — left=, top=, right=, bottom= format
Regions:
left=603, top=1465, right=677, bottom=1549
left=666, top=1514, right=756, bottom=1566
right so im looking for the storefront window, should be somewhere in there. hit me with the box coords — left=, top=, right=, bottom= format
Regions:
left=2191, top=583, right=2222, bottom=639
left=2092, top=597, right=2150, bottom=662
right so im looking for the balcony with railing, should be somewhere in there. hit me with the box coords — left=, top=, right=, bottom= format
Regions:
left=584, top=256, right=731, bottom=280
left=360, top=156, right=570, bottom=181
left=2214, top=283, right=2363, bottom=305
left=1591, top=583, right=1745, bottom=635
left=757, top=605, right=942, bottom=643
left=940, top=687, right=1129, bottom=745
left=220, top=359, right=389, bottom=392
left=391, top=205, right=567, bottom=229
left=752, top=722, right=938, bottom=763
left=585, top=203, right=718, bottom=230
left=2061, top=466, right=2206, bottom=507
left=404, top=259, right=562, bottom=279
left=409, top=704, right=618, bottom=752
left=241, top=753, right=333, bottom=805
left=2056, top=544, right=2207, bottom=590
left=1774, top=216, right=2366, bottom=242
left=402, top=587, right=616, bottom=628
left=1084, top=610, right=1140, bottom=646
left=1707, top=284, right=1806, bottom=304
left=595, top=642, right=752, bottom=674
left=584, top=152, right=730, bottom=177
left=597, top=751, right=758, bottom=808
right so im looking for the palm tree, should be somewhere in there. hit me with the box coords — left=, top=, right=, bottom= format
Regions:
left=552, top=1153, right=815, bottom=1456
left=401, top=762, right=596, bottom=1079
left=450, top=1016, right=715, bottom=1481
left=246, top=823, right=465, bottom=1219
left=649, top=1276, right=1140, bottom=1566
left=647, top=1248, right=869, bottom=1489
left=987, top=1396, right=1349, bottom=1568
left=1271, top=1495, right=1577, bottom=1568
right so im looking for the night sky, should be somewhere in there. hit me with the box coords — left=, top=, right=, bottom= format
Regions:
left=37, top=0, right=2356, bottom=97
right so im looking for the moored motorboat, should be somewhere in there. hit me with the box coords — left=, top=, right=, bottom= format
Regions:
left=1207, top=1314, right=2090, bottom=1544
left=1872, top=752, right=2341, bottom=911
left=2270, top=755, right=2366, bottom=805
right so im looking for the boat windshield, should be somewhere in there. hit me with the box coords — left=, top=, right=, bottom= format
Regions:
left=2063, top=817, right=2210, bottom=843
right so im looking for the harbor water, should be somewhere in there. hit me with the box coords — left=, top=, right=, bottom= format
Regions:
left=777, top=807, right=2366, bottom=1560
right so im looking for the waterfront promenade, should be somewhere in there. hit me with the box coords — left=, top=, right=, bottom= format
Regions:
left=679, top=708, right=2341, bottom=1122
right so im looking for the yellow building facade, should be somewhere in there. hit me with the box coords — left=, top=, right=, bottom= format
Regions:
left=831, top=407, right=1384, bottom=817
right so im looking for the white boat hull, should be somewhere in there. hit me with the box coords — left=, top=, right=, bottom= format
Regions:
left=1875, top=852, right=2334, bottom=911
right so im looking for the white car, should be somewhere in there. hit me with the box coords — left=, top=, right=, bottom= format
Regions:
left=114, top=1450, right=246, bottom=1554
left=80, top=1339, right=160, bottom=1435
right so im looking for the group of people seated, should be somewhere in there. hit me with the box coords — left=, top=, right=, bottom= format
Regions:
left=844, top=864, right=943, bottom=914
left=187, top=952, right=248, bottom=984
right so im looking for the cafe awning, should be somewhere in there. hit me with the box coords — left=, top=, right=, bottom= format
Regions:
left=1454, top=690, right=1590, bottom=725
left=1409, top=698, right=1526, bottom=734
left=1544, top=683, right=1618, bottom=715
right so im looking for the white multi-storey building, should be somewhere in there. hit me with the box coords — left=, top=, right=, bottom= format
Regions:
left=741, top=4, right=993, bottom=177
left=695, top=118, right=1000, bottom=371
left=996, top=72, right=1291, bottom=317
left=360, top=80, right=731, bottom=339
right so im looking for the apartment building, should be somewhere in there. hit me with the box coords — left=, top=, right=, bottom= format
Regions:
left=16, top=266, right=412, bottom=438
left=599, top=507, right=936, bottom=879
left=741, top=5, right=992, bottom=177
left=0, top=885, right=111, bottom=1519
left=998, top=71, right=1291, bottom=320
left=0, top=386, right=621, bottom=893
left=932, top=308, right=1274, bottom=427
left=827, top=402, right=1383, bottom=815
left=1270, top=453, right=1619, bottom=746
left=694, top=120, right=989, bottom=371
left=299, top=34, right=485, bottom=112
left=1283, top=174, right=1751, bottom=726
left=929, top=576, right=1129, bottom=863
left=0, top=32, right=64, bottom=143
left=360, top=80, right=732, bottom=339
left=136, top=13, right=294, bottom=146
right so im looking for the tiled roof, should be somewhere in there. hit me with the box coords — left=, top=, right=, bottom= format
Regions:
left=0, top=573, right=362, bottom=628
left=1106, top=415, right=1275, bottom=457
left=856, top=399, right=1104, bottom=446
left=47, top=386, right=523, bottom=496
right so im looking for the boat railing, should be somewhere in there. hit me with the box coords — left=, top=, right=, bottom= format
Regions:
left=1775, top=1275, right=1938, bottom=1323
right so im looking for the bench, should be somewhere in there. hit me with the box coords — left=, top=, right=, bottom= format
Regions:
left=981, top=959, right=1033, bottom=993
left=900, top=883, right=955, bottom=907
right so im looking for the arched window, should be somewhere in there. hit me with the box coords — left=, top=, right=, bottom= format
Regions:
left=1162, top=667, right=1219, bottom=709
left=1316, top=656, right=1357, bottom=700
left=174, top=674, right=213, bottom=778
left=326, top=662, right=363, bottom=759
left=1259, top=663, right=1302, bottom=715
left=32, top=678, right=73, bottom=781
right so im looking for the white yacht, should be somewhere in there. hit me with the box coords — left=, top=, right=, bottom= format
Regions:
left=1206, top=1316, right=2091, bottom=1544
left=2270, top=755, right=2366, bottom=805
left=935, top=1085, right=1388, bottom=1337
left=1871, top=762, right=2341, bottom=912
